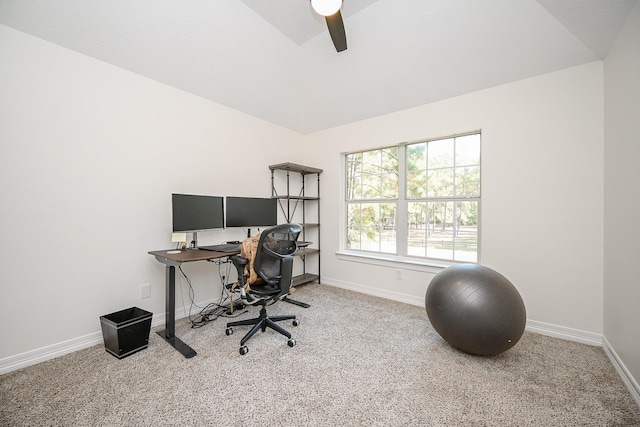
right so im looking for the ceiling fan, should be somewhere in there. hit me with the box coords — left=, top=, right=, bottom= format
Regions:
left=311, top=0, right=347, bottom=52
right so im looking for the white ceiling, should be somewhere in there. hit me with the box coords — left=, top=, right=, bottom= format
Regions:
left=0, top=0, right=636, bottom=134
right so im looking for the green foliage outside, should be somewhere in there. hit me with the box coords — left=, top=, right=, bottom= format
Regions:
left=346, top=134, right=480, bottom=261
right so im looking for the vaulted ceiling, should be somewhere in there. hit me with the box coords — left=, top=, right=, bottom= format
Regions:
left=0, top=0, right=636, bottom=134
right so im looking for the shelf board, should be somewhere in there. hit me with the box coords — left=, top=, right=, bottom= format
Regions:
left=292, top=273, right=319, bottom=287
left=273, top=195, right=319, bottom=201
left=297, top=248, right=319, bottom=256
left=269, top=162, right=323, bottom=175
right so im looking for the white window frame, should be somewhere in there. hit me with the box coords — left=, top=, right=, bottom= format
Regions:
left=339, top=131, right=481, bottom=267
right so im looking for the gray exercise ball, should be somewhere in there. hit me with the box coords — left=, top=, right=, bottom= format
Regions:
left=425, top=264, right=526, bottom=356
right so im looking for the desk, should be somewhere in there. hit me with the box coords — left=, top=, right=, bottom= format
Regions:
left=148, top=248, right=240, bottom=358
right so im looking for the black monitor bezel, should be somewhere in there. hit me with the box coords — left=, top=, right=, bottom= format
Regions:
left=225, top=196, right=278, bottom=228
left=172, top=193, right=225, bottom=233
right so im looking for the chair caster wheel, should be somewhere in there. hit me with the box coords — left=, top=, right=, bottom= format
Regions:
left=225, top=328, right=233, bottom=336
left=287, top=339, right=296, bottom=347
left=239, top=346, right=249, bottom=355
left=292, top=319, right=299, bottom=326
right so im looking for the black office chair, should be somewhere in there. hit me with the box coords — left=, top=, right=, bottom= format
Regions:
left=225, top=223, right=302, bottom=355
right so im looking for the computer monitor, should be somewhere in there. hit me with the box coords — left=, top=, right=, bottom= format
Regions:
left=172, top=194, right=225, bottom=243
left=225, top=197, right=277, bottom=229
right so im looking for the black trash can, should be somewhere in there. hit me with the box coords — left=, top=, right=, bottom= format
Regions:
left=100, top=307, right=152, bottom=359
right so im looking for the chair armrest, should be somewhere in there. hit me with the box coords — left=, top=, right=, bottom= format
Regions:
left=230, top=254, right=248, bottom=266
left=230, top=255, right=249, bottom=287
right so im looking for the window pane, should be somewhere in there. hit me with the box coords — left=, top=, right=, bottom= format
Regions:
left=381, top=147, right=399, bottom=199
left=362, top=150, right=381, bottom=174
left=455, top=134, right=481, bottom=166
left=455, top=165, right=480, bottom=196
left=428, top=138, right=454, bottom=168
left=347, top=147, right=398, bottom=200
left=407, top=143, right=426, bottom=169
left=407, top=142, right=426, bottom=198
left=346, top=176, right=360, bottom=199
left=346, top=152, right=361, bottom=171
left=346, top=153, right=361, bottom=200
left=346, top=202, right=396, bottom=253
left=427, top=168, right=454, bottom=197
left=408, top=201, right=427, bottom=229
left=407, top=201, right=428, bottom=257
left=454, top=201, right=478, bottom=262
left=379, top=203, right=397, bottom=253
left=426, top=201, right=454, bottom=259
left=346, top=203, right=362, bottom=250
left=381, top=173, right=398, bottom=199
left=408, top=230, right=426, bottom=257
left=382, top=147, right=399, bottom=170
left=407, top=200, right=478, bottom=261
left=407, top=170, right=427, bottom=198
left=362, top=174, right=382, bottom=199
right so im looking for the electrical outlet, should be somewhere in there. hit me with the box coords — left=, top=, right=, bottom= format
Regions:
left=395, top=270, right=402, bottom=280
left=140, top=283, right=151, bottom=299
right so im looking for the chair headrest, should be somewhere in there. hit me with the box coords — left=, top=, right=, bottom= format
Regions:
left=264, top=223, right=302, bottom=235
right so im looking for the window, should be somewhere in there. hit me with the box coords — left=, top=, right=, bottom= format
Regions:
left=345, top=132, right=480, bottom=263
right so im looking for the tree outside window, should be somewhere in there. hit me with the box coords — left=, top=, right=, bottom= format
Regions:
left=346, top=133, right=480, bottom=262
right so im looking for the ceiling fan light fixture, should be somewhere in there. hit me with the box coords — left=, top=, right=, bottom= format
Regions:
left=311, top=0, right=342, bottom=17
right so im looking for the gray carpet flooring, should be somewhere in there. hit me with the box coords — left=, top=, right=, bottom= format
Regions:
left=1, top=284, right=639, bottom=426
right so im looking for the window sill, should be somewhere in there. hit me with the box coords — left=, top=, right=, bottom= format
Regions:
left=335, top=250, right=454, bottom=274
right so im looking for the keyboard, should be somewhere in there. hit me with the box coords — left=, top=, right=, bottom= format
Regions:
left=199, top=243, right=241, bottom=253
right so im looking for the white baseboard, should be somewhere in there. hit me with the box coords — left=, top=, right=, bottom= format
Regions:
left=321, top=277, right=604, bottom=346
left=602, top=336, right=640, bottom=407
left=321, top=277, right=426, bottom=307
left=0, top=301, right=213, bottom=375
left=0, top=332, right=104, bottom=375
left=525, top=319, right=603, bottom=346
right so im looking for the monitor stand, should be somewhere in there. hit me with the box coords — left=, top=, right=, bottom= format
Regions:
left=188, top=232, right=199, bottom=249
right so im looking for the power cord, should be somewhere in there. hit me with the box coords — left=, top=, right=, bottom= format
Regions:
left=177, top=261, right=249, bottom=329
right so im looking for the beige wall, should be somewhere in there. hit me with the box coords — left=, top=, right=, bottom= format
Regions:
left=305, top=62, right=605, bottom=338
left=604, top=1, right=640, bottom=395
left=0, top=25, right=304, bottom=360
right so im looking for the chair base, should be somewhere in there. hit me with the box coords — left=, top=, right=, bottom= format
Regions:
left=226, top=306, right=296, bottom=347
left=282, top=296, right=311, bottom=308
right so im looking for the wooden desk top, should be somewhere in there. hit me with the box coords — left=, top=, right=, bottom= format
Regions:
left=148, top=248, right=239, bottom=265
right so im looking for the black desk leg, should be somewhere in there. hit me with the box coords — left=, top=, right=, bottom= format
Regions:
left=156, top=265, right=197, bottom=358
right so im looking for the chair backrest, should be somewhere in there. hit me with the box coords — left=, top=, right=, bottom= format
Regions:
left=254, top=223, right=302, bottom=289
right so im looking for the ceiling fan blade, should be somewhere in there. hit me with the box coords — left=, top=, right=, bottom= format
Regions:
left=325, top=10, right=347, bottom=52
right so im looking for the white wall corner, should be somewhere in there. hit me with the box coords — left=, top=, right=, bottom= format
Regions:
left=602, top=336, right=640, bottom=408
